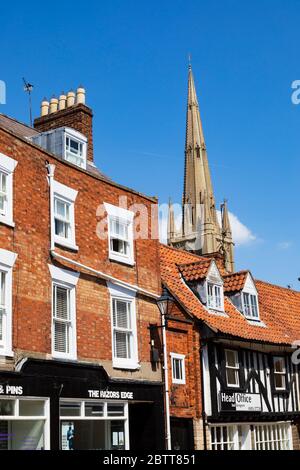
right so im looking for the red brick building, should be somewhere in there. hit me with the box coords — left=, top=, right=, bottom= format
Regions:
left=0, top=89, right=165, bottom=450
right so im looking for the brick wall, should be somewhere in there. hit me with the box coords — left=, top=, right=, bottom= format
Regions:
left=166, top=301, right=202, bottom=420
left=0, top=125, right=162, bottom=381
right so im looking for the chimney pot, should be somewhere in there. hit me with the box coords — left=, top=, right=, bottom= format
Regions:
left=49, top=97, right=58, bottom=114
left=41, top=98, right=49, bottom=117
left=59, top=93, right=67, bottom=110
left=76, top=87, right=86, bottom=105
left=67, top=91, right=76, bottom=107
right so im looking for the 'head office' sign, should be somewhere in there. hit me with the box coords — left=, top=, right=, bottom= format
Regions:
left=219, top=392, right=262, bottom=412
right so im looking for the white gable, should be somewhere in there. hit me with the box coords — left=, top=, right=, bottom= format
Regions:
left=243, top=272, right=258, bottom=295
left=207, top=260, right=223, bottom=285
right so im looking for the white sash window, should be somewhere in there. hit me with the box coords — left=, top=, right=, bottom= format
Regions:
left=52, top=181, right=78, bottom=251
left=0, top=249, right=17, bottom=357
left=225, top=349, right=240, bottom=388
left=54, top=197, right=71, bottom=240
left=243, top=292, right=259, bottom=320
left=273, top=356, right=286, bottom=390
left=53, top=285, right=71, bottom=354
left=65, top=132, right=87, bottom=169
left=0, top=271, right=6, bottom=346
left=49, top=265, right=79, bottom=360
left=207, top=283, right=223, bottom=310
left=0, top=172, right=7, bottom=216
left=105, top=203, right=134, bottom=266
left=108, top=283, right=138, bottom=370
left=0, top=153, right=18, bottom=227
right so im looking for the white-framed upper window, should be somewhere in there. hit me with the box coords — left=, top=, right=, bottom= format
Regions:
left=207, top=283, right=223, bottom=311
left=225, top=349, right=240, bottom=388
left=52, top=180, right=78, bottom=251
left=242, top=292, right=259, bottom=320
left=49, top=265, right=79, bottom=360
left=105, top=203, right=134, bottom=266
left=170, top=353, right=186, bottom=384
left=205, top=261, right=224, bottom=312
left=0, top=249, right=18, bottom=357
left=273, top=356, right=286, bottom=391
left=0, top=153, right=18, bottom=228
left=108, top=283, right=138, bottom=370
left=64, top=130, right=87, bottom=169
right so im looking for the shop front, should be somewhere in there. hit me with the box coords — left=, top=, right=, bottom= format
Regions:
left=0, top=359, right=165, bottom=450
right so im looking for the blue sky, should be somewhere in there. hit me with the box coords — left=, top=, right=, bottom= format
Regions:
left=1, top=0, right=300, bottom=288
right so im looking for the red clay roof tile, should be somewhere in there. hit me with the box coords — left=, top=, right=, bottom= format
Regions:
left=160, top=243, right=300, bottom=346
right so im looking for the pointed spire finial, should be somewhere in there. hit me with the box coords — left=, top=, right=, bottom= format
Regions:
left=188, top=53, right=192, bottom=70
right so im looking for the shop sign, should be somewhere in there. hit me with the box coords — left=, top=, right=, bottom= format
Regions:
left=219, top=391, right=261, bottom=412
left=0, top=384, right=23, bottom=396
left=87, top=389, right=134, bottom=400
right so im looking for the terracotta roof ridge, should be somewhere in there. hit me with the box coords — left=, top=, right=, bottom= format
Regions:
left=177, top=259, right=211, bottom=269
left=255, top=278, right=300, bottom=295
left=159, top=243, right=207, bottom=260
left=223, top=270, right=250, bottom=278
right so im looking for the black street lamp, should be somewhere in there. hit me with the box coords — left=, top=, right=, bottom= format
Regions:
left=156, top=287, right=173, bottom=317
left=156, top=286, right=174, bottom=450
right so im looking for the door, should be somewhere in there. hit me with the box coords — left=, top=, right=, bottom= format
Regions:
left=170, top=418, right=194, bottom=450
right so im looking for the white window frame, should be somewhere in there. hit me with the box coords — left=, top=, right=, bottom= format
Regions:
left=242, top=292, right=260, bottom=320
left=104, top=203, right=134, bottom=266
left=273, top=356, right=287, bottom=391
left=0, top=397, right=50, bottom=450
left=63, top=129, right=87, bottom=169
left=49, top=265, right=79, bottom=360
left=107, top=283, right=139, bottom=370
left=253, top=422, right=292, bottom=450
left=0, top=153, right=18, bottom=228
left=170, top=353, right=186, bottom=384
left=206, top=282, right=224, bottom=311
left=59, top=399, right=129, bottom=450
left=0, top=249, right=17, bottom=357
left=225, top=349, right=240, bottom=388
left=52, top=180, right=78, bottom=251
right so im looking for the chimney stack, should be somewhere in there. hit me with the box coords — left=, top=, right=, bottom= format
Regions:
left=34, top=86, right=94, bottom=163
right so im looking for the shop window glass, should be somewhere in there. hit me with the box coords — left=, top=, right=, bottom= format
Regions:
left=60, top=402, right=81, bottom=416
left=0, top=400, right=15, bottom=416
left=84, top=403, right=104, bottom=417
left=19, top=400, right=45, bottom=416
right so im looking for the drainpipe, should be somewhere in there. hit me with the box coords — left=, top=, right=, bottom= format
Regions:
left=199, top=342, right=208, bottom=450
left=162, top=311, right=171, bottom=450
left=46, top=162, right=56, bottom=251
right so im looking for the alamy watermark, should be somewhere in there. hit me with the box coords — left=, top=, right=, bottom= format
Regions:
left=0, top=80, right=6, bottom=104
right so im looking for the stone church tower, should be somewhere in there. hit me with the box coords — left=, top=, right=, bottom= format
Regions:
left=168, top=65, right=235, bottom=273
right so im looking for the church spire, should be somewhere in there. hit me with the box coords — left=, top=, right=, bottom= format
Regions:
left=221, top=200, right=235, bottom=272
left=168, top=65, right=235, bottom=272
left=167, top=198, right=175, bottom=244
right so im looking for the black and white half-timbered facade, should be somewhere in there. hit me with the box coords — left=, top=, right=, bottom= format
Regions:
left=202, top=339, right=300, bottom=450
left=160, top=244, right=300, bottom=450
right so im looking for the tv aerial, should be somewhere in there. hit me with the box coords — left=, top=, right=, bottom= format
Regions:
left=23, top=78, right=34, bottom=126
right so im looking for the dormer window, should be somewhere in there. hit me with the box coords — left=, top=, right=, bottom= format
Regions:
left=31, top=127, right=87, bottom=170
left=242, top=292, right=259, bottom=320
left=207, top=283, right=223, bottom=310
left=65, top=135, right=85, bottom=168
